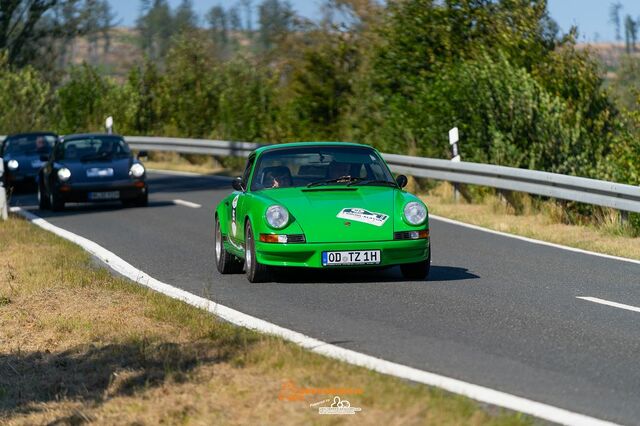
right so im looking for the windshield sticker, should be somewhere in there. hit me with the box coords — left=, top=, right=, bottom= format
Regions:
left=337, top=208, right=388, bottom=227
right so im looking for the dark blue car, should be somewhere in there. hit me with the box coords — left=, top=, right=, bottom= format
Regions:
left=38, top=133, right=149, bottom=211
left=1, top=132, right=58, bottom=189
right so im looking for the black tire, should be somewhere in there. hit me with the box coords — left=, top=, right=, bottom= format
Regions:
left=49, top=189, right=64, bottom=211
left=214, top=216, right=243, bottom=274
left=135, top=191, right=149, bottom=207
left=38, top=180, right=50, bottom=210
left=124, top=192, right=148, bottom=208
left=244, top=221, right=270, bottom=283
left=400, top=244, right=431, bottom=280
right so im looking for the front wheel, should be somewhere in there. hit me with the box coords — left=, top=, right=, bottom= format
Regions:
left=244, top=221, right=270, bottom=283
left=400, top=244, right=431, bottom=280
left=38, top=180, right=50, bottom=210
left=215, top=216, right=243, bottom=274
left=49, top=189, right=64, bottom=211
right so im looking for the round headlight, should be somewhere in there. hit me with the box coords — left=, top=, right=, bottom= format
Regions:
left=57, top=167, right=71, bottom=182
left=265, top=205, right=289, bottom=229
left=7, top=159, right=19, bottom=170
left=404, top=201, right=427, bottom=225
left=130, top=163, right=145, bottom=178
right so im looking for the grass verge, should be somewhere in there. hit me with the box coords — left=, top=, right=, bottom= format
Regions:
left=422, top=183, right=640, bottom=261
left=0, top=216, right=529, bottom=425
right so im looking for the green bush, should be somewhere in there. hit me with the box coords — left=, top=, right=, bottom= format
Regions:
left=0, top=53, right=53, bottom=133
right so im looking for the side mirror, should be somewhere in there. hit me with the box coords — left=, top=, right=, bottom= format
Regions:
left=232, top=176, right=245, bottom=191
left=137, top=150, right=148, bottom=160
left=40, top=154, right=49, bottom=162
left=396, top=174, right=408, bottom=188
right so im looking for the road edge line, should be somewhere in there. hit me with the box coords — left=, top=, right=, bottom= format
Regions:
left=9, top=206, right=620, bottom=426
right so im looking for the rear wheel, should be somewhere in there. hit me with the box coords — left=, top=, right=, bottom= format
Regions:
left=215, top=216, right=243, bottom=274
left=400, top=244, right=431, bottom=280
left=245, top=221, right=270, bottom=283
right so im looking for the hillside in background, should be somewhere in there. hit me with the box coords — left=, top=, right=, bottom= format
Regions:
left=64, top=28, right=142, bottom=81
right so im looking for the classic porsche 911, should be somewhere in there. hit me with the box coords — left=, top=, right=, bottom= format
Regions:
left=38, top=133, right=149, bottom=211
left=214, top=142, right=430, bottom=282
left=1, top=132, right=58, bottom=189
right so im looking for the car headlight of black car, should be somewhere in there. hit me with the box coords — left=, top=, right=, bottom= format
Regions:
left=130, top=163, right=145, bottom=178
left=57, top=167, right=71, bottom=182
left=7, top=159, right=19, bottom=170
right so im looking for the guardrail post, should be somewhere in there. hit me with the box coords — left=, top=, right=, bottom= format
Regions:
left=449, top=127, right=461, bottom=202
left=0, top=160, right=7, bottom=221
left=621, top=210, right=629, bottom=226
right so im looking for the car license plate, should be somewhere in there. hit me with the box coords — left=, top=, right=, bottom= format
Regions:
left=88, top=191, right=119, bottom=200
left=322, top=250, right=381, bottom=266
left=87, top=168, right=114, bottom=178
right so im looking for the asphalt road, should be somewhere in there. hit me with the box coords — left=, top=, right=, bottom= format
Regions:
left=9, top=171, right=640, bottom=425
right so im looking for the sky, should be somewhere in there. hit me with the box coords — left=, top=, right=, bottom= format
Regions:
left=107, top=0, right=640, bottom=42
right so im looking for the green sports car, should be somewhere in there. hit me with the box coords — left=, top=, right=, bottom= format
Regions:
left=214, top=142, right=430, bottom=282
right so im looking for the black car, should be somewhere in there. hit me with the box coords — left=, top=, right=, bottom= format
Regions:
left=38, top=133, right=149, bottom=211
left=1, top=132, right=58, bottom=189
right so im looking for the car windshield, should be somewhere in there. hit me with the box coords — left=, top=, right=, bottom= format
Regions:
left=57, top=136, right=131, bottom=162
left=3, top=135, right=56, bottom=155
left=250, top=145, right=396, bottom=191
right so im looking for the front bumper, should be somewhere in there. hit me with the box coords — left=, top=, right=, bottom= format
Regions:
left=55, top=180, right=147, bottom=202
left=6, top=171, right=37, bottom=186
left=243, top=238, right=429, bottom=268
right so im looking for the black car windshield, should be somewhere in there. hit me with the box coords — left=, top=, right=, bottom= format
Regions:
left=250, top=146, right=395, bottom=191
left=57, top=136, right=131, bottom=161
left=3, top=135, right=56, bottom=155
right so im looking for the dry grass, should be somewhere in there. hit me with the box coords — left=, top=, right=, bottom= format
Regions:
left=0, top=216, right=529, bottom=425
left=423, top=183, right=640, bottom=261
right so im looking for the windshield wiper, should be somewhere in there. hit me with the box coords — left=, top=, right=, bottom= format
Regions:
left=306, top=176, right=363, bottom=188
left=348, top=179, right=398, bottom=188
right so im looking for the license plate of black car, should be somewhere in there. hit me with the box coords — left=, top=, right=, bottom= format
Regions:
left=88, top=191, right=119, bottom=200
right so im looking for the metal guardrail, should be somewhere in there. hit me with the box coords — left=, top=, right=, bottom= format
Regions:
left=127, top=136, right=260, bottom=158
left=2, top=135, right=639, bottom=213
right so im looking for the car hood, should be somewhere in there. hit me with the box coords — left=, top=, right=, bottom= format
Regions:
left=260, top=186, right=396, bottom=243
left=62, top=157, right=132, bottom=183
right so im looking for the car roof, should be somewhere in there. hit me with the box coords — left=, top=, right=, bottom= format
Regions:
left=253, top=141, right=373, bottom=156
left=5, top=131, right=58, bottom=140
left=61, top=133, right=124, bottom=141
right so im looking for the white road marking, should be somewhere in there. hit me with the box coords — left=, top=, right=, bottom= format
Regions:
left=430, top=214, right=640, bottom=266
left=9, top=205, right=619, bottom=426
left=577, top=296, right=640, bottom=314
left=173, top=199, right=201, bottom=209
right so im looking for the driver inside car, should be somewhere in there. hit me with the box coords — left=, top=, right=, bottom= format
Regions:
left=262, top=166, right=293, bottom=188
